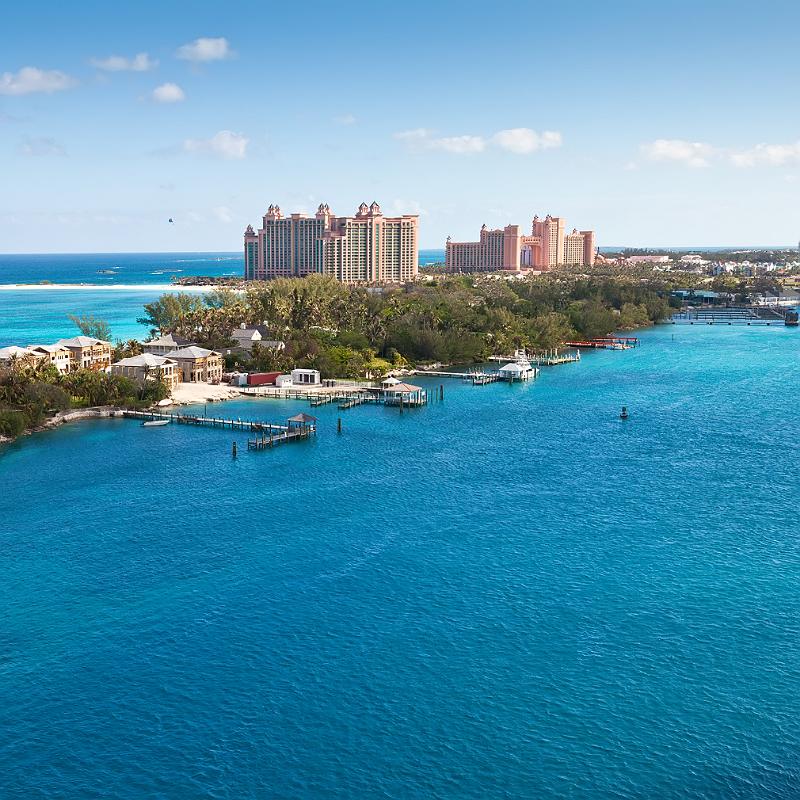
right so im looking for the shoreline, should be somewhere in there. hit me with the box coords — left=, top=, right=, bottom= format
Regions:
left=0, top=283, right=217, bottom=292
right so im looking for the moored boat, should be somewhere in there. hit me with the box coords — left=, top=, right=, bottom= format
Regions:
left=141, top=419, right=170, bottom=427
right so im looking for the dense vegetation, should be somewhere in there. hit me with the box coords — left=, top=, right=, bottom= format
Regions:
left=139, top=273, right=677, bottom=378
left=0, top=359, right=167, bottom=441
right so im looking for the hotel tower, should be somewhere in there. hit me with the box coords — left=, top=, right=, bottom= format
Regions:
left=445, top=214, right=596, bottom=273
left=244, top=202, right=419, bottom=284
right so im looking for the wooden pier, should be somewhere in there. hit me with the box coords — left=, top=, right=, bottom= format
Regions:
left=247, top=412, right=317, bottom=450
left=124, top=409, right=288, bottom=434
left=246, top=427, right=314, bottom=449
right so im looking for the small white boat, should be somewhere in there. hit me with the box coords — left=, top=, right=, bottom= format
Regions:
left=141, top=419, right=170, bottom=427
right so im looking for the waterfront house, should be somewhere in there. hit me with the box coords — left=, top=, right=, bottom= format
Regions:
left=142, top=333, right=197, bottom=355
left=225, top=324, right=286, bottom=356
left=29, top=344, right=71, bottom=374
left=753, top=289, right=800, bottom=308
left=165, top=346, right=224, bottom=383
left=54, top=336, right=112, bottom=372
left=110, top=353, right=182, bottom=391
left=0, top=345, right=46, bottom=369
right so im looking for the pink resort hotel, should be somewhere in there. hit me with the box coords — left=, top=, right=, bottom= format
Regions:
left=445, top=215, right=596, bottom=273
left=244, top=202, right=418, bottom=284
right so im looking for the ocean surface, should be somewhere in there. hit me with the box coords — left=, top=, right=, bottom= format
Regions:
left=2, top=317, right=800, bottom=798
left=0, top=251, right=446, bottom=344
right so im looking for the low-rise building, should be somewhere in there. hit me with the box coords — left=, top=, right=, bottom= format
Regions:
left=53, top=336, right=112, bottom=371
left=290, top=368, right=321, bottom=386
left=0, top=345, right=45, bottom=368
left=166, top=346, right=224, bottom=383
left=110, top=353, right=182, bottom=391
left=228, top=324, right=286, bottom=354
left=142, top=333, right=197, bottom=355
left=29, top=343, right=71, bottom=373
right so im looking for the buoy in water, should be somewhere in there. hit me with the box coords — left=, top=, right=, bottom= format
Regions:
left=620, top=406, right=629, bottom=420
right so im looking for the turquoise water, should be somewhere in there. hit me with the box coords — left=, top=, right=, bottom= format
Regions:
left=0, top=251, right=447, bottom=344
left=2, top=323, right=800, bottom=798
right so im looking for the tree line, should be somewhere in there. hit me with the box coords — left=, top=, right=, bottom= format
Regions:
left=136, top=272, right=677, bottom=378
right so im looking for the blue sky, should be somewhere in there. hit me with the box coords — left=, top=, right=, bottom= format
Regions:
left=1, top=0, right=799, bottom=252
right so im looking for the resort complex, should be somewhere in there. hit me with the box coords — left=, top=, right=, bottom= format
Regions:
left=244, top=201, right=419, bottom=284
left=445, top=215, right=596, bottom=273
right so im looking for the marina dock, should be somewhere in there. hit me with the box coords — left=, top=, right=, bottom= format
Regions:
left=565, top=337, right=639, bottom=349
left=124, top=409, right=289, bottom=434
left=123, top=409, right=316, bottom=450
left=413, top=369, right=501, bottom=385
left=489, top=350, right=581, bottom=366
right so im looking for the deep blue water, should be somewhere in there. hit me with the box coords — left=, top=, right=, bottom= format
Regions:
left=2, top=323, right=800, bottom=798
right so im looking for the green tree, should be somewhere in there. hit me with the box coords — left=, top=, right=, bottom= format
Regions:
left=137, top=292, right=204, bottom=335
left=68, top=314, right=111, bottom=341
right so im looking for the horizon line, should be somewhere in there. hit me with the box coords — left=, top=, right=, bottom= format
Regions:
left=1, top=245, right=800, bottom=257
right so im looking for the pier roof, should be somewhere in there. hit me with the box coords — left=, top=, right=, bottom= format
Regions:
left=383, top=382, right=423, bottom=393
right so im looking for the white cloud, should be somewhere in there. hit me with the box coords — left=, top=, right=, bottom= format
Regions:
left=641, top=139, right=716, bottom=168
left=212, top=205, right=233, bottom=223
left=334, top=113, right=356, bottom=125
left=492, top=128, right=562, bottom=154
left=395, top=129, right=485, bottom=153
left=176, top=37, right=232, bottom=62
left=90, top=53, right=157, bottom=72
left=395, top=127, right=562, bottom=155
left=183, top=130, right=248, bottom=159
left=18, top=136, right=66, bottom=157
left=0, top=67, right=77, bottom=96
left=152, top=82, right=185, bottom=103
left=729, top=141, right=800, bottom=167
left=640, top=137, right=800, bottom=169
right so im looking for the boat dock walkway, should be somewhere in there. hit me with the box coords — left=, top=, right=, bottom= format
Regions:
left=565, top=337, right=639, bottom=350
left=123, top=409, right=289, bottom=433
left=412, top=369, right=500, bottom=385
left=246, top=427, right=314, bottom=450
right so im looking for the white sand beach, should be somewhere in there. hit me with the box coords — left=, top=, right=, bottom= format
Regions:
left=170, top=382, right=242, bottom=405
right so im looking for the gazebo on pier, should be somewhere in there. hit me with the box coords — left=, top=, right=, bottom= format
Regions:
left=286, top=412, right=318, bottom=433
left=380, top=381, right=427, bottom=407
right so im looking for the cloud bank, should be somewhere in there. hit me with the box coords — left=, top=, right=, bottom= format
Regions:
left=176, top=37, right=232, bottom=62
left=0, top=67, right=77, bottom=96
left=395, top=127, right=562, bottom=155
